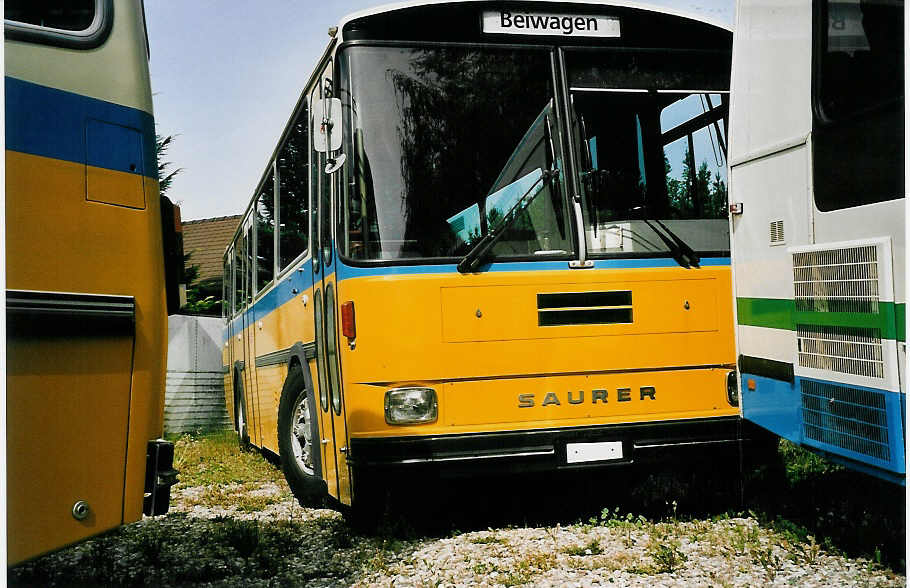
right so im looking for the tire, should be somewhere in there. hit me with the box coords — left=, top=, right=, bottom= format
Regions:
left=234, top=373, right=251, bottom=452
left=277, top=364, right=327, bottom=506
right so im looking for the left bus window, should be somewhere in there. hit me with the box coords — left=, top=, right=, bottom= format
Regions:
left=340, top=46, right=570, bottom=262
left=278, top=106, right=310, bottom=271
left=236, top=232, right=248, bottom=308
left=4, top=0, right=94, bottom=31
left=256, top=172, right=275, bottom=293
left=222, top=256, right=232, bottom=320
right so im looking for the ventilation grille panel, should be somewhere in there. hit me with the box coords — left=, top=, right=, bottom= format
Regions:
left=801, top=380, right=890, bottom=461
left=792, top=245, right=879, bottom=313
left=770, top=220, right=785, bottom=244
left=797, top=325, right=884, bottom=378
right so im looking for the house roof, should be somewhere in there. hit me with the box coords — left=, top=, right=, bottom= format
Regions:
left=182, top=215, right=241, bottom=283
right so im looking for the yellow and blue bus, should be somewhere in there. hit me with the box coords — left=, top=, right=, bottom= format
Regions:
left=5, top=0, right=180, bottom=564
left=224, top=0, right=756, bottom=513
left=729, top=0, right=905, bottom=483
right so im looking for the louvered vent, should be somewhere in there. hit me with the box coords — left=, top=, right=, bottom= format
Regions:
left=797, top=325, right=884, bottom=378
left=537, top=291, right=633, bottom=326
left=792, top=245, right=879, bottom=313
left=769, top=220, right=785, bottom=245
left=801, top=380, right=890, bottom=461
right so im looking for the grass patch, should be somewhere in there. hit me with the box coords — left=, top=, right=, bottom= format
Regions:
left=562, top=538, right=603, bottom=556
left=470, top=533, right=507, bottom=545
left=181, top=483, right=288, bottom=512
left=502, top=551, right=556, bottom=586
left=778, top=439, right=845, bottom=484
left=171, top=431, right=286, bottom=489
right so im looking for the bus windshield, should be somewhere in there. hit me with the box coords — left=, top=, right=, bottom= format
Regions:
left=341, top=46, right=572, bottom=262
left=567, top=49, right=731, bottom=256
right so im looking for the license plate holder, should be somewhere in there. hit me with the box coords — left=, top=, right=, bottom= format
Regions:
left=566, top=441, right=624, bottom=464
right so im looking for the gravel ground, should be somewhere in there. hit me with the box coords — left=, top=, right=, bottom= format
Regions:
left=10, top=439, right=903, bottom=588
left=166, top=482, right=904, bottom=587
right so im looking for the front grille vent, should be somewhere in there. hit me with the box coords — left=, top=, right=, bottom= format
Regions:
left=792, top=245, right=879, bottom=313
left=537, top=291, right=632, bottom=326
left=797, top=325, right=884, bottom=378
left=801, top=379, right=890, bottom=461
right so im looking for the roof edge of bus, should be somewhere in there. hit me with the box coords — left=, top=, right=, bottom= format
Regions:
left=336, top=0, right=733, bottom=39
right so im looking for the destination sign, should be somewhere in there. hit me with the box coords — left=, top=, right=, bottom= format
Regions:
left=482, top=10, right=620, bottom=38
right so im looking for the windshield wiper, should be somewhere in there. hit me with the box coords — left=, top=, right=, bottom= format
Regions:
left=457, top=169, right=558, bottom=274
left=631, top=206, right=700, bottom=269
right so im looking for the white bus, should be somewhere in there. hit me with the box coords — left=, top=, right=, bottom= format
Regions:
left=729, top=0, right=904, bottom=483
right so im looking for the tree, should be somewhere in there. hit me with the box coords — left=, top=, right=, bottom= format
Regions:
left=664, top=146, right=727, bottom=220
left=157, top=134, right=221, bottom=316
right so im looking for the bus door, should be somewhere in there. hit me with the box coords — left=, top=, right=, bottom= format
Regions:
left=241, top=218, right=261, bottom=445
left=311, top=66, right=352, bottom=503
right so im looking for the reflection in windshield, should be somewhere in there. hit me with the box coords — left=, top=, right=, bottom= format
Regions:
left=566, top=49, right=731, bottom=257
left=341, top=47, right=571, bottom=261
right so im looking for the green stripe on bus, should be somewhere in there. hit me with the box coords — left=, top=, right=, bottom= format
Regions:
left=736, top=298, right=795, bottom=330
left=736, top=298, right=905, bottom=342
left=897, top=303, right=906, bottom=342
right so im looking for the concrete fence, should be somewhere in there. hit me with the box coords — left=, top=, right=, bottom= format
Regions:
left=165, top=314, right=230, bottom=434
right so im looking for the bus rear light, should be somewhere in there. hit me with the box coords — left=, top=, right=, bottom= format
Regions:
left=385, top=387, right=438, bottom=425
left=341, top=301, right=356, bottom=341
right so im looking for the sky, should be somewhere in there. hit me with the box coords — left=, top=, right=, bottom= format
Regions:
left=144, top=0, right=734, bottom=222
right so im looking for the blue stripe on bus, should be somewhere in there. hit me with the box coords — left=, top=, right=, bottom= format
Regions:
left=226, top=259, right=319, bottom=340
left=225, top=256, right=731, bottom=342
left=5, top=76, right=157, bottom=179
left=741, top=373, right=906, bottom=481
left=337, top=256, right=730, bottom=279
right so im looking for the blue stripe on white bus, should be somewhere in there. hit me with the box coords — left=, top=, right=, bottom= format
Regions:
left=5, top=76, right=157, bottom=178
left=741, top=373, right=906, bottom=481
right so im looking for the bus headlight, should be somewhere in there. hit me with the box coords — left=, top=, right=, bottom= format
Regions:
left=385, top=387, right=438, bottom=425
left=726, top=370, right=739, bottom=407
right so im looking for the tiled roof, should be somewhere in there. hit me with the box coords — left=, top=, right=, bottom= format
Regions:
left=182, top=215, right=241, bottom=282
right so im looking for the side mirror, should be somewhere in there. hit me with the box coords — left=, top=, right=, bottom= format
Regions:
left=312, top=97, right=343, bottom=153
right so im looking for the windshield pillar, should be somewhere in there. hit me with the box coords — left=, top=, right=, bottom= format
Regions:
left=556, top=48, right=590, bottom=267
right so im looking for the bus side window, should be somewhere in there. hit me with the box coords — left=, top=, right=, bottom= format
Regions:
left=234, top=234, right=245, bottom=312
left=255, top=170, right=276, bottom=293
left=222, top=256, right=230, bottom=320
left=277, top=103, right=310, bottom=270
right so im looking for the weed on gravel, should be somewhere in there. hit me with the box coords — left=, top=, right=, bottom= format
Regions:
left=9, top=512, right=415, bottom=587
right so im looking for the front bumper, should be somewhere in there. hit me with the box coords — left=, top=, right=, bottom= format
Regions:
left=348, top=416, right=765, bottom=476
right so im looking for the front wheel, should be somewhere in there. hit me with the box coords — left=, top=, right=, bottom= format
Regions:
left=277, top=364, right=326, bottom=506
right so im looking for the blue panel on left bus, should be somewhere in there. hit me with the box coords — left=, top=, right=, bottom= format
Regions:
left=5, top=76, right=156, bottom=178
left=86, top=119, right=146, bottom=177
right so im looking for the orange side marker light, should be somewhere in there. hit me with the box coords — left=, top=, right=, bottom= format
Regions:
left=341, top=301, right=356, bottom=342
